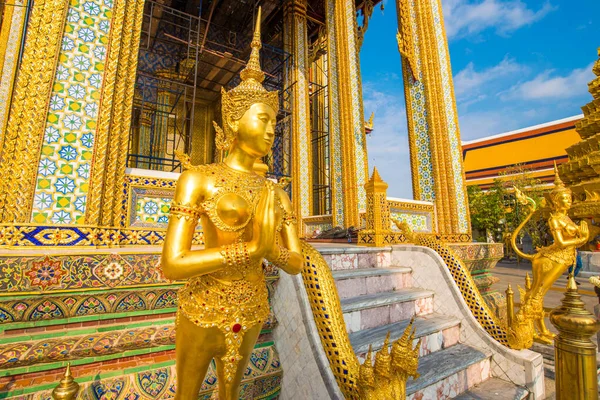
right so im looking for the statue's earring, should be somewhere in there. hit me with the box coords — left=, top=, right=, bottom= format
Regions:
left=213, top=121, right=234, bottom=151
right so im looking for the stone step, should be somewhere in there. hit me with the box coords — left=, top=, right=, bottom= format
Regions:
left=407, top=344, right=491, bottom=398
left=332, top=267, right=412, bottom=299
left=454, top=377, right=529, bottom=400
left=350, top=313, right=461, bottom=358
left=341, top=289, right=434, bottom=333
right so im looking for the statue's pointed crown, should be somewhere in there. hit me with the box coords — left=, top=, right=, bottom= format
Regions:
left=219, top=7, right=279, bottom=134
left=550, top=161, right=571, bottom=204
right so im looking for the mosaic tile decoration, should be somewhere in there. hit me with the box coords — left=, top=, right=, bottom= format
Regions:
left=430, top=0, right=469, bottom=233
left=0, top=252, right=279, bottom=294
left=0, top=0, right=27, bottom=139
left=129, top=187, right=173, bottom=228
left=30, top=0, right=114, bottom=225
left=296, top=19, right=311, bottom=218
left=0, top=253, right=164, bottom=292
left=388, top=199, right=434, bottom=232
left=0, top=315, right=278, bottom=368
left=407, top=0, right=434, bottom=202
left=0, top=287, right=178, bottom=324
left=390, top=211, right=431, bottom=233
left=5, top=351, right=282, bottom=400
left=121, top=174, right=177, bottom=228
left=325, top=0, right=345, bottom=226
left=344, top=0, right=368, bottom=210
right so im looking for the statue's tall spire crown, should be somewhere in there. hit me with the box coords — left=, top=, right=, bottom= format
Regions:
left=214, top=6, right=279, bottom=151
left=240, top=7, right=265, bottom=83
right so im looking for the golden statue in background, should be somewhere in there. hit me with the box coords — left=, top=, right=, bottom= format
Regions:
left=509, top=164, right=589, bottom=346
left=162, top=9, right=303, bottom=399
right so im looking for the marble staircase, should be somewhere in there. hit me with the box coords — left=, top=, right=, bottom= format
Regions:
left=330, top=254, right=528, bottom=399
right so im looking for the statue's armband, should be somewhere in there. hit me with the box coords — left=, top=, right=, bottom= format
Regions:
left=169, top=202, right=203, bottom=222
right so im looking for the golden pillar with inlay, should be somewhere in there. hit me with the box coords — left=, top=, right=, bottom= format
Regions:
left=396, top=0, right=471, bottom=241
left=284, top=0, right=312, bottom=234
left=326, top=0, right=369, bottom=229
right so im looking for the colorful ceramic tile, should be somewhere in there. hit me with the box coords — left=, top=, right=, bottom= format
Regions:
left=31, top=0, right=114, bottom=225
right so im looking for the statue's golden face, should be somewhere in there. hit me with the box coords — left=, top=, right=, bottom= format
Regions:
left=555, top=191, right=572, bottom=209
left=234, top=103, right=276, bottom=158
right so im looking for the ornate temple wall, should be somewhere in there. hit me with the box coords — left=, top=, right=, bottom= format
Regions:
left=397, top=0, right=471, bottom=241
left=0, top=0, right=27, bottom=140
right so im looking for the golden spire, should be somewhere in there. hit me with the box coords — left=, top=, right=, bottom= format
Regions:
left=240, top=7, right=264, bottom=83
left=52, top=363, right=80, bottom=400
left=554, top=161, right=566, bottom=189
left=215, top=6, right=278, bottom=151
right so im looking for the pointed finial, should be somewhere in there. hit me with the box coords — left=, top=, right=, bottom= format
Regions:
left=567, top=273, right=578, bottom=291
left=506, top=283, right=513, bottom=294
left=371, top=167, right=383, bottom=182
left=383, top=331, right=391, bottom=349
left=240, top=7, right=265, bottom=83
left=525, top=273, right=532, bottom=290
left=554, top=161, right=565, bottom=188
left=52, top=363, right=80, bottom=400
left=366, top=344, right=373, bottom=363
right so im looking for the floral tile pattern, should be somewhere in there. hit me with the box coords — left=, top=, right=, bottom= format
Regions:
left=430, top=0, right=469, bottom=233
left=135, top=196, right=172, bottom=226
left=390, top=211, right=431, bottom=233
left=30, top=0, right=113, bottom=225
left=408, top=0, right=434, bottom=202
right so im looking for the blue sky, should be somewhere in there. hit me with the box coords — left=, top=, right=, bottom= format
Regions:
left=360, top=0, right=600, bottom=199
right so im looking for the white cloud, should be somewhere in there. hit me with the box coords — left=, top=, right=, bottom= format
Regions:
left=363, top=84, right=413, bottom=198
left=501, top=63, right=594, bottom=101
left=443, top=0, right=556, bottom=39
left=454, top=56, right=526, bottom=98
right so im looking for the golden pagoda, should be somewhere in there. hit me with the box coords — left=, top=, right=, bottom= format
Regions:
left=558, top=48, right=600, bottom=219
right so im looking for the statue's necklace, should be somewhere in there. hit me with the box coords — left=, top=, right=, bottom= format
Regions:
left=201, top=163, right=265, bottom=238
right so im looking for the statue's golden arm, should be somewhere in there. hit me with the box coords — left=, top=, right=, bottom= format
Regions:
left=161, top=171, right=226, bottom=280
left=552, top=223, right=588, bottom=248
left=265, top=187, right=303, bottom=275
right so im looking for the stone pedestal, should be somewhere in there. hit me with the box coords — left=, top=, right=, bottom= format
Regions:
left=448, top=242, right=506, bottom=322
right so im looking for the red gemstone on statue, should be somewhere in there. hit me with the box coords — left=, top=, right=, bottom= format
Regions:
left=232, top=323, right=242, bottom=333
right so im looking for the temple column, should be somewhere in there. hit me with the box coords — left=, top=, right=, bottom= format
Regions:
left=138, top=107, right=154, bottom=169
left=396, top=0, right=471, bottom=241
left=154, top=75, right=172, bottom=167
left=0, top=0, right=28, bottom=141
left=325, top=0, right=369, bottom=228
left=0, top=0, right=69, bottom=223
left=284, top=0, right=313, bottom=233
left=0, top=0, right=145, bottom=227
left=189, top=103, right=215, bottom=166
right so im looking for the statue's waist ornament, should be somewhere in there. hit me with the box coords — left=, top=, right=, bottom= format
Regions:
left=177, top=272, right=269, bottom=382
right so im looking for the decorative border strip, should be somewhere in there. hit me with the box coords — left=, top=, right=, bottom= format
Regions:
left=387, top=199, right=434, bottom=212
left=121, top=172, right=177, bottom=228
left=0, top=253, right=279, bottom=294
left=0, top=287, right=178, bottom=323
left=1, top=348, right=282, bottom=399
left=0, top=224, right=203, bottom=247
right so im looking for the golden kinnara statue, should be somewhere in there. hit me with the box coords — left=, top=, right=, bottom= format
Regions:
left=162, top=8, right=303, bottom=399
left=163, top=8, right=420, bottom=399
left=509, top=164, right=589, bottom=347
